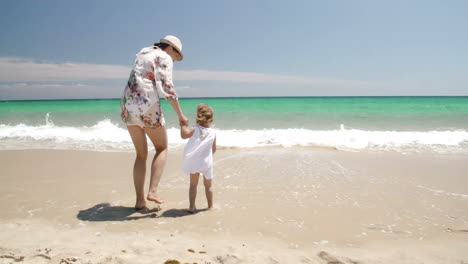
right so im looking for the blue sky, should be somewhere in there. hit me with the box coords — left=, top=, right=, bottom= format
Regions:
left=0, top=0, right=467, bottom=99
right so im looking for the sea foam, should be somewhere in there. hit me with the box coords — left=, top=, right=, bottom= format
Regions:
left=1, top=119, right=467, bottom=154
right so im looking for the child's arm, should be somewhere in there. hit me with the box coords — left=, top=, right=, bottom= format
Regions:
left=180, top=124, right=195, bottom=139
left=212, top=136, right=217, bottom=154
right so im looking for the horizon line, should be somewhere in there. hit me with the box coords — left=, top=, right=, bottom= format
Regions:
left=2, top=95, right=468, bottom=102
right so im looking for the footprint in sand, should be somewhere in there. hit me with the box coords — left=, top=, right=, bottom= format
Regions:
left=215, top=254, right=241, bottom=264
left=29, top=255, right=51, bottom=264
left=34, top=248, right=52, bottom=260
left=317, top=251, right=359, bottom=264
left=59, top=257, right=80, bottom=264
left=0, top=253, right=25, bottom=262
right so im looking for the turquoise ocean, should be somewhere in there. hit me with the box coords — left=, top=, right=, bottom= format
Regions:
left=1, top=97, right=468, bottom=154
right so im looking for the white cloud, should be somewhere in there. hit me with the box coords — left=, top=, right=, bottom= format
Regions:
left=0, top=57, right=372, bottom=86
left=175, top=85, right=191, bottom=89
left=174, top=70, right=372, bottom=86
left=0, top=82, right=121, bottom=100
left=0, top=57, right=130, bottom=82
left=0, top=82, right=92, bottom=89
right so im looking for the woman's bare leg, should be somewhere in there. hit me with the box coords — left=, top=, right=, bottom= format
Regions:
left=127, top=125, right=148, bottom=209
left=203, top=177, right=213, bottom=209
left=144, top=126, right=168, bottom=204
left=188, top=173, right=200, bottom=213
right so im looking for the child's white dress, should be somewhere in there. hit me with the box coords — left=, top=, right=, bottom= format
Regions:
left=182, top=124, right=216, bottom=179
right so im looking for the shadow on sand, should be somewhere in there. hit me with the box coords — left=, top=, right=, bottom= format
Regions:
left=161, top=208, right=209, bottom=218
left=77, top=203, right=159, bottom=222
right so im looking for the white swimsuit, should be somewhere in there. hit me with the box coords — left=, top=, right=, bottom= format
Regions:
left=182, top=125, right=216, bottom=179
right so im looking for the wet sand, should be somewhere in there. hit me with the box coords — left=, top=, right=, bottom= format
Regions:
left=1, top=148, right=467, bottom=263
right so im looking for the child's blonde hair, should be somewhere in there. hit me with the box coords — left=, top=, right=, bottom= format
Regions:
left=196, top=103, right=214, bottom=127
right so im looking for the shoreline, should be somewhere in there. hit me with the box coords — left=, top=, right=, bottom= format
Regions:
left=1, top=148, right=467, bottom=263
left=2, top=143, right=468, bottom=157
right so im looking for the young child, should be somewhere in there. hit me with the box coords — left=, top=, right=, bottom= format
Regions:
left=181, top=103, right=217, bottom=213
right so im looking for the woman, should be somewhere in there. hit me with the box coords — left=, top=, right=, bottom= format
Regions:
left=120, top=35, right=188, bottom=209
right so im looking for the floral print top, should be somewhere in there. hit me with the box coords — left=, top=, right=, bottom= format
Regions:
left=120, top=46, right=178, bottom=128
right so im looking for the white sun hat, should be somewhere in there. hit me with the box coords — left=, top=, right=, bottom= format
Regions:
left=160, top=35, right=184, bottom=61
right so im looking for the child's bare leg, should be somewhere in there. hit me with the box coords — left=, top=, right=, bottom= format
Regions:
left=203, top=177, right=213, bottom=209
left=188, top=173, right=200, bottom=213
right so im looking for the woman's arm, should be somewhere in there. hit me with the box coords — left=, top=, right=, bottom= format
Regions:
left=155, top=55, right=188, bottom=125
left=180, top=125, right=195, bottom=139
left=212, top=136, right=217, bottom=154
left=167, top=97, right=188, bottom=126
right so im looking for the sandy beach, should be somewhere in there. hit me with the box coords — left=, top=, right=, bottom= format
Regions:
left=1, top=148, right=467, bottom=263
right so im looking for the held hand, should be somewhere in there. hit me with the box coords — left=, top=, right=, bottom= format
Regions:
left=179, top=114, right=189, bottom=126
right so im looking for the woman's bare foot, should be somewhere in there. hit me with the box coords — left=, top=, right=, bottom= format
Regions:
left=135, top=201, right=147, bottom=210
left=186, top=207, right=196, bottom=214
left=147, top=195, right=165, bottom=204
